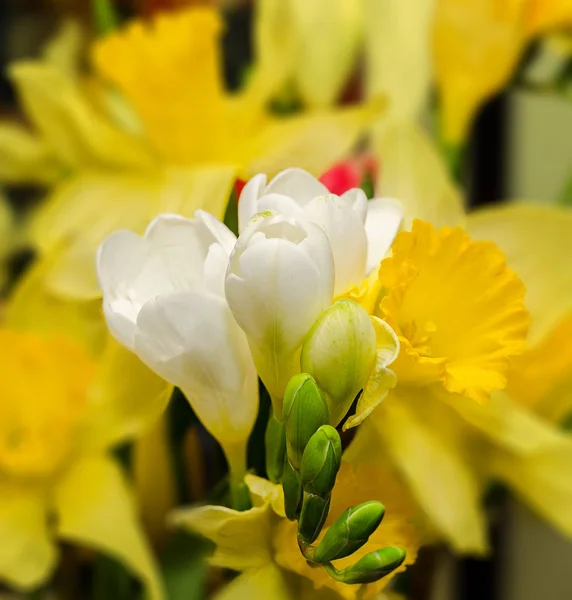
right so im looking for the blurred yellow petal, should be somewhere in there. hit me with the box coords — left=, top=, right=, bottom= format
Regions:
left=374, top=392, right=487, bottom=554
left=365, top=0, right=434, bottom=122
left=31, top=166, right=236, bottom=300
left=171, top=503, right=273, bottom=570
left=433, top=0, right=526, bottom=144
left=247, top=102, right=381, bottom=178
left=0, top=485, right=57, bottom=590
left=491, top=439, right=572, bottom=537
left=245, top=474, right=286, bottom=517
left=467, top=203, right=572, bottom=344
left=42, top=19, right=85, bottom=77
left=133, top=414, right=177, bottom=546
left=526, top=0, right=572, bottom=37
left=290, top=0, right=363, bottom=108
left=506, top=314, right=572, bottom=421
left=4, top=251, right=107, bottom=356
left=440, top=390, right=567, bottom=454
left=55, top=455, right=164, bottom=600
left=214, top=565, right=293, bottom=600
left=83, top=337, right=172, bottom=450
left=9, top=62, right=154, bottom=171
left=0, top=122, right=61, bottom=184
left=372, top=122, right=465, bottom=228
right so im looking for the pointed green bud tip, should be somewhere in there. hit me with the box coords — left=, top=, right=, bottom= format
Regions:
left=282, top=458, right=303, bottom=520
left=329, top=546, right=407, bottom=585
left=265, top=414, right=286, bottom=483
left=300, top=425, right=341, bottom=497
left=298, top=492, right=331, bottom=544
left=301, top=300, right=377, bottom=427
left=283, top=374, right=329, bottom=470
left=313, top=501, right=385, bottom=563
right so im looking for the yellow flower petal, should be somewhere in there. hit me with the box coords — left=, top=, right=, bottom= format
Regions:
left=4, top=250, right=107, bottom=355
left=371, top=122, right=465, bottom=229
left=365, top=0, right=433, bottom=122
left=92, top=7, right=230, bottom=164
left=54, top=455, right=164, bottom=600
left=490, top=438, right=572, bottom=537
left=378, top=220, right=529, bottom=403
left=505, top=314, right=572, bottom=422
left=273, top=462, right=420, bottom=599
left=343, top=316, right=399, bottom=430
left=9, top=62, right=154, bottom=170
left=213, top=565, right=293, bottom=600
left=467, top=203, right=572, bottom=345
left=245, top=474, right=286, bottom=518
left=31, top=166, right=236, bottom=300
left=170, top=503, right=274, bottom=571
left=526, top=0, right=572, bottom=37
left=83, top=336, right=172, bottom=451
left=373, top=391, right=487, bottom=554
left=42, top=19, right=84, bottom=77
left=246, top=101, right=382, bottom=179
left=0, top=484, right=57, bottom=590
left=0, top=122, right=61, bottom=184
left=433, top=0, right=525, bottom=143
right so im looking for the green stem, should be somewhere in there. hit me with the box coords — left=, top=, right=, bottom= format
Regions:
left=91, top=0, right=119, bottom=36
left=224, top=443, right=251, bottom=511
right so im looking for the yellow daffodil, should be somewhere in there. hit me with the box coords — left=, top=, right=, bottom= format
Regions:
left=359, top=123, right=572, bottom=554
left=0, top=328, right=170, bottom=598
left=172, top=463, right=421, bottom=600
left=434, top=0, right=572, bottom=145
left=1, top=6, right=378, bottom=302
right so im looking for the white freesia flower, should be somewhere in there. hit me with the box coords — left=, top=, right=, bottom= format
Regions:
left=238, top=167, right=403, bottom=294
left=225, top=211, right=335, bottom=414
left=96, top=211, right=258, bottom=476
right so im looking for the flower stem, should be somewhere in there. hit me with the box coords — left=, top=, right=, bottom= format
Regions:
left=224, top=442, right=251, bottom=511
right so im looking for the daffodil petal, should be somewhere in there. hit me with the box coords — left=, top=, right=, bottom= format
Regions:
left=10, top=62, right=153, bottom=170
left=246, top=102, right=382, bottom=179
left=82, top=337, right=172, bottom=451
left=54, top=455, right=164, bottom=600
left=213, top=565, right=292, bottom=600
left=244, top=474, right=286, bottom=517
left=0, top=485, right=57, bottom=591
left=377, top=393, right=487, bottom=554
left=372, top=121, right=465, bottom=229
left=170, top=504, right=273, bottom=571
left=467, top=203, right=572, bottom=344
left=0, top=122, right=61, bottom=184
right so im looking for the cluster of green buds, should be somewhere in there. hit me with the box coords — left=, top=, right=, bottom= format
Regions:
left=264, top=300, right=406, bottom=586
left=278, top=373, right=406, bottom=584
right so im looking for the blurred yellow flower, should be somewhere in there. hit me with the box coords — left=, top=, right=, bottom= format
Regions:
left=434, top=0, right=572, bottom=144
left=172, top=463, right=421, bottom=600
left=2, top=5, right=378, bottom=301
left=0, top=329, right=169, bottom=598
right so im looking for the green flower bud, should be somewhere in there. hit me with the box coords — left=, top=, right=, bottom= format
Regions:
left=265, top=413, right=286, bottom=483
left=282, top=458, right=303, bottom=520
left=300, top=425, right=341, bottom=497
left=326, top=546, right=407, bottom=585
left=314, top=501, right=385, bottom=563
left=301, top=300, right=377, bottom=427
left=283, top=374, right=329, bottom=470
left=298, top=492, right=331, bottom=544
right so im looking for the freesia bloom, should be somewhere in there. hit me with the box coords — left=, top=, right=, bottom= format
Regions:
left=0, top=329, right=166, bottom=598
left=1, top=6, right=379, bottom=302
left=238, top=168, right=403, bottom=293
left=97, top=212, right=258, bottom=477
left=225, top=211, right=334, bottom=411
left=172, top=463, right=421, bottom=600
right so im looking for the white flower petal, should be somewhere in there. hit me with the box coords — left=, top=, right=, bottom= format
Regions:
left=238, top=173, right=267, bottom=232
left=135, top=291, right=258, bottom=445
left=264, top=168, right=328, bottom=206
left=256, top=193, right=306, bottom=220
left=340, top=187, right=368, bottom=223
left=304, top=194, right=368, bottom=295
left=364, top=197, right=403, bottom=272
left=195, top=209, right=237, bottom=255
